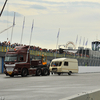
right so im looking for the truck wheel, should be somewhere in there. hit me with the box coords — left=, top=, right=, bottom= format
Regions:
left=10, top=74, right=14, bottom=77
left=48, top=70, right=50, bottom=75
left=36, top=69, right=41, bottom=76
left=58, top=73, right=61, bottom=75
left=43, top=69, right=48, bottom=76
left=21, top=68, right=28, bottom=77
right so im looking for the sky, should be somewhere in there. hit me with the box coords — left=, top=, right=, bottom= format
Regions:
left=0, top=0, right=100, bottom=50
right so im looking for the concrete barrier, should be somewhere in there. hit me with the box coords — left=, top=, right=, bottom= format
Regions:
left=79, top=66, right=100, bottom=73
left=60, top=89, right=100, bottom=100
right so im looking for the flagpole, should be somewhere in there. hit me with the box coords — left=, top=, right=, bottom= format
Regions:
left=85, top=39, right=88, bottom=58
left=55, top=28, right=60, bottom=58
left=78, top=36, right=81, bottom=57
left=10, top=12, right=15, bottom=47
left=75, top=35, right=78, bottom=58
left=20, top=17, right=25, bottom=44
left=29, top=19, right=34, bottom=48
left=82, top=37, right=85, bottom=58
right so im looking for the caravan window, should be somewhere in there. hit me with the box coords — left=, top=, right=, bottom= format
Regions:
left=64, top=62, right=68, bottom=66
left=51, top=62, right=62, bottom=66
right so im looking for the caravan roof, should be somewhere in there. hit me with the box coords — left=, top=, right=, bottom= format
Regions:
left=52, top=58, right=78, bottom=62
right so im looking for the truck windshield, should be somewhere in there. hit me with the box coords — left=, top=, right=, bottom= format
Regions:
left=51, top=62, right=62, bottom=66
left=5, top=54, right=17, bottom=62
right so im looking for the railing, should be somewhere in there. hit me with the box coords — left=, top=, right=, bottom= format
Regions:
left=1, top=46, right=100, bottom=66
left=0, top=46, right=91, bottom=59
left=0, top=46, right=66, bottom=57
left=30, top=50, right=67, bottom=57
left=0, top=46, right=7, bottom=52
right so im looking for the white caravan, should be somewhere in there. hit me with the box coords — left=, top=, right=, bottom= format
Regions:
left=49, top=58, right=78, bottom=75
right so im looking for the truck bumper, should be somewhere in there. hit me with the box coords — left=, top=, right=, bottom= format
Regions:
left=4, top=70, right=19, bottom=76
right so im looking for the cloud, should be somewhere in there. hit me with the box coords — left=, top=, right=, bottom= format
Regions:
left=2, top=10, right=22, bottom=17
left=0, top=20, right=11, bottom=23
left=0, top=0, right=100, bottom=49
left=5, top=1, right=100, bottom=16
left=66, top=2, right=100, bottom=8
left=22, top=0, right=100, bottom=6
left=43, top=0, right=100, bottom=4
left=23, top=0, right=61, bottom=4
left=57, top=1, right=100, bottom=12
left=78, top=11, right=100, bottom=21
left=30, top=4, right=47, bottom=10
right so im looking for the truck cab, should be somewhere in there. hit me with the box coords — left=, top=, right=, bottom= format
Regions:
left=4, top=46, right=50, bottom=77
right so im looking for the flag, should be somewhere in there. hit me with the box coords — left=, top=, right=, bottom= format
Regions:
left=29, top=19, right=34, bottom=46
left=57, top=28, right=60, bottom=38
left=31, top=20, right=34, bottom=33
left=79, top=36, right=81, bottom=45
left=76, top=35, right=78, bottom=44
left=13, top=12, right=15, bottom=26
left=85, top=39, right=88, bottom=46
left=20, top=17, right=25, bottom=44
left=22, top=17, right=25, bottom=29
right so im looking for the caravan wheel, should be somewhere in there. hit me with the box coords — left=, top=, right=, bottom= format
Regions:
left=68, top=71, right=72, bottom=75
left=58, top=73, right=61, bottom=75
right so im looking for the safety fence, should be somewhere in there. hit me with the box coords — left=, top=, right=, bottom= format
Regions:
left=0, top=46, right=66, bottom=58
left=0, top=46, right=100, bottom=66
left=0, top=46, right=93, bottom=59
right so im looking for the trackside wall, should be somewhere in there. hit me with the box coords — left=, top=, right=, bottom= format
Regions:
left=79, top=66, right=100, bottom=73
left=60, top=89, right=100, bottom=100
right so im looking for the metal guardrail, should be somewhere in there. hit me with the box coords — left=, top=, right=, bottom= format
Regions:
left=0, top=46, right=66, bottom=57
left=0, top=46, right=97, bottom=58
left=0, top=46, right=96, bottom=59
left=0, top=46, right=7, bottom=52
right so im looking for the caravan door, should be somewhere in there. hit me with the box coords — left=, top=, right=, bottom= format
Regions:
left=62, top=61, right=69, bottom=72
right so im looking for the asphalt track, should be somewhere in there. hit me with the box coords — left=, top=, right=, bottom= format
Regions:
left=0, top=73, right=100, bottom=100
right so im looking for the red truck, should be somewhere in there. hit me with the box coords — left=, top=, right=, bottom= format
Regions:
left=4, top=46, right=50, bottom=77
